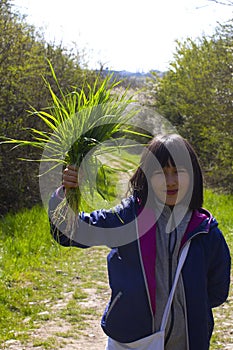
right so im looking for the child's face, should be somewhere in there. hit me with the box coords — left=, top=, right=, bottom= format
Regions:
left=150, top=164, right=190, bottom=207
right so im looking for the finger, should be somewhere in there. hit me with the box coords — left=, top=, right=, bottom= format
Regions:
left=67, top=164, right=78, bottom=171
left=63, top=170, right=78, bottom=180
left=64, top=165, right=78, bottom=174
left=63, top=167, right=78, bottom=179
left=63, top=177, right=78, bottom=189
left=63, top=174, right=78, bottom=184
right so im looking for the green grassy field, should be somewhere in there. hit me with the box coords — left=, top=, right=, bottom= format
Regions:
left=0, top=189, right=232, bottom=348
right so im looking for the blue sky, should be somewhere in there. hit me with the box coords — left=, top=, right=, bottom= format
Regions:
left=13, top=0, right=232, bottom=72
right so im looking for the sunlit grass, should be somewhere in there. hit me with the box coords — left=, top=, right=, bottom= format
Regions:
left=0, top=205, right=109, bottom=345
left=204, top=189, right=233, bottom=250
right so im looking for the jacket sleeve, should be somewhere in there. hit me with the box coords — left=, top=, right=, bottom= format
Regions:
left=207, top=219, right=231, bottom=308
left=48, top=186, right=89, bottom=248
left=48, top=186, right=137, bottom=248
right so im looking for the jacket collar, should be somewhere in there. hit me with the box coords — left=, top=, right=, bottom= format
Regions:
left=180, top=208, right=212, bottom=247
left=135, top=193, right=212, bottom=243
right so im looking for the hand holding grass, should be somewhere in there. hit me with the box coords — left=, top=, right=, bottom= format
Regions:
left=63, top=165, right=79, bottom=190
left=62, top=165, right=85, bottom=217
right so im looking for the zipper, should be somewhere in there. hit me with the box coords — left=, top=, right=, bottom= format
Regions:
left=165, top=230, right=208, bottom=346
left=181, top=276, right=190, bottom=350
left=179, top=231, right=207, bottom=349
left=105, top=291, right=123, bottom=322
left=165, top=228, right=177, bottom=345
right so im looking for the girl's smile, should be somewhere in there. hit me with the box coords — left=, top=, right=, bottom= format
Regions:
left=166, top=189, right=178, bottom=195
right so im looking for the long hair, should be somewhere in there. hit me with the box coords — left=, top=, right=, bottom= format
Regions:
left=129, top=134, right=203, bottom=209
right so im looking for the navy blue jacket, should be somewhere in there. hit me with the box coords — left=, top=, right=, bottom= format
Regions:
left=49, top=189, right=231, bottom=350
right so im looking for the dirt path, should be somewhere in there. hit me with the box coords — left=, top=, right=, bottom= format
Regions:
left=3, top=287, right=109, bottom=350
left=3, top=290, right=232, bottom=350
left=4, top=322, right=107, bottom=350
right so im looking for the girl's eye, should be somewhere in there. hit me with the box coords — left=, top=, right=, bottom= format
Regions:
left=152, top=170, right=164, bottom=176
left=177, top=168, right=187, bottom=173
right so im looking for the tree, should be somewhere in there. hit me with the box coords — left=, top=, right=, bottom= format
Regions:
left=0, top=0, right=100, bottom=215
left=148, top=23, right=233, bottom=192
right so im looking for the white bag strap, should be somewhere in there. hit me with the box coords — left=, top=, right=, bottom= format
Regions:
left=160, top=241, right=191, bottom=331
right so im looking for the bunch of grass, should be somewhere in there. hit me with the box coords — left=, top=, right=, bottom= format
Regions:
left=1, top=62, right=147, bottom=234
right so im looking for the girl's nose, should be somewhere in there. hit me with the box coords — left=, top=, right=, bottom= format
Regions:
left=166, top=173, right=177, bottom=186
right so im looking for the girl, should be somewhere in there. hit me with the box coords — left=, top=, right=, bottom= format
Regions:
left=49, top=134, right=231, bottom=350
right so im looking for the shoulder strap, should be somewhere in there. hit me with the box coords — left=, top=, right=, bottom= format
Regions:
left=160, top=241, right=191, bottom=331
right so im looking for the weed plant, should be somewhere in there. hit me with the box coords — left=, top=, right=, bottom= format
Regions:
left=0, top=61, right=149, bottom=239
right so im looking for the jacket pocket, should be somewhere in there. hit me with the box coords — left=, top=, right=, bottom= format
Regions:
left=105, top=291, right=123, bottom=322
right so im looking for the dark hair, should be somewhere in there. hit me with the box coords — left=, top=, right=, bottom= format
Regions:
left=129, top=134, right=203, bottom=209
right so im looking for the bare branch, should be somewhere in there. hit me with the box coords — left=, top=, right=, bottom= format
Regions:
left=208, top=0, right=233, bottom=6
